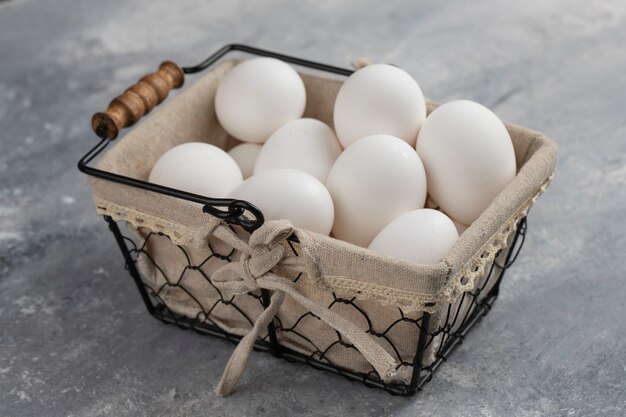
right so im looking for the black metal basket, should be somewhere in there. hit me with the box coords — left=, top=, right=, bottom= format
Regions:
left=79, top=44, right=528, bottom=397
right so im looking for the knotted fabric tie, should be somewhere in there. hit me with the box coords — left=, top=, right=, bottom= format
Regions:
left=210, top=220, right=399, bottom=396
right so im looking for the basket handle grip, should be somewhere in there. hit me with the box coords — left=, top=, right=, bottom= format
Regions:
left=91, top=61, right=185, bottom=140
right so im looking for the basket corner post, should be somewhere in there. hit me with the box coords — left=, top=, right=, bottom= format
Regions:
left=408, top=311, right=432, bottom=394
left=103, top=216, right=157, bottom=317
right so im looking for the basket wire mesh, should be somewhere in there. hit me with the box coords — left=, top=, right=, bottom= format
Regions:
left=104, top=215, right=527, bottom=396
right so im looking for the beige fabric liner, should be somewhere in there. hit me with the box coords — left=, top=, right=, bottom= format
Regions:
left=87, top=59, right=557, bottom=392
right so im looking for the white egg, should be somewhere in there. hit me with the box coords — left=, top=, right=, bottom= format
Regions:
left=368, top=209, right=458, bottom=264
left=228, top=169, right=334, bottom=235
left=149, top=142, right=243, bottom=197
left=450, top=217, right=469, bottom=235
left=215, top=58, right=306, bottom=143
left=326, top=134, right=427, bottom=247
left=333, top=64, right=427, bottom=148
left=254, top=118, right=342, bottom=182
left=416, top=100, right=516, bottom=225
left=228, top=143, right=262, bottom=179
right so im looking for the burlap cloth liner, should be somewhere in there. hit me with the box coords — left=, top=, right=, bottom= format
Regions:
left=87, top=59, right=557, bottom=395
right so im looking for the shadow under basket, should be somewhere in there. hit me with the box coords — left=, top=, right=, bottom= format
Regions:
left=79, top=44, right=557, bottom=396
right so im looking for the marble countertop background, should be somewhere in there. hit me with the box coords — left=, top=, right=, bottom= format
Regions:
left=1, top=0, right=625, bottom=416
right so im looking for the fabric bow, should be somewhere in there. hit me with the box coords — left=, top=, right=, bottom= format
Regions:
left=209, top=220, right=399, bottom=396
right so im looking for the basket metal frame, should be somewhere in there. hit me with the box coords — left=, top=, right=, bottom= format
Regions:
left=101, top=215, right=525, bottom=396
left=79, top=44, right=528, bottom=396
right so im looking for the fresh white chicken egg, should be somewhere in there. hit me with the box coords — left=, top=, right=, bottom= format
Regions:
left=326, top=134, right=427, bottom=247
left=215, top=58, right=306, bottom=143
left=254, top=118, right=342, bottom=182
left=450, top=217, right=469, bottom=235
left=228, top=143, right=262, bottom=179
left=333, top=64, right=427, bottom=148
left=229, top=169, right=334, bottom=235
left=148, top=142, right=243, bottom=197
left=368, top=209, right=458, bottom=264
left=416, top=100, right=516, bottom=225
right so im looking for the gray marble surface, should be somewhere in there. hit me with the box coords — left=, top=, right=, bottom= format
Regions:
left=1, top=0, right=625, bottom=416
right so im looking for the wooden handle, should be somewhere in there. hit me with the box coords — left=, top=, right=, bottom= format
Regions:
left=92, top=61, right=184, bottom=139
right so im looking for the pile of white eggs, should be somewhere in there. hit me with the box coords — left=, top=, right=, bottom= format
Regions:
left=149, top=57, right=517, bottom=265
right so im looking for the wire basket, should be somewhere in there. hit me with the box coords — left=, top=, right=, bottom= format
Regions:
left=102, top=214, right=526, bottom=396
left=79, top=44, right=553, bottom=396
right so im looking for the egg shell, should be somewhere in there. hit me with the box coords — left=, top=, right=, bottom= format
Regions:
left=326, top=134, right=427, bottom=247
left=228, top=143, right=262, bottom=179
left=228, top=169, right=334, bottom=235
left=368, top=209, right=459, bottom=264
left=333, top=64, right=427, bottom=148
left=450, top=217, right=469, bottom=235
left=416, top=100, right=516, bottom=225
left=215, top=57, right=306, bottom=143
left=254, top=118, right=342, bottom=182
left=148, top=142, right=242, bottom=197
